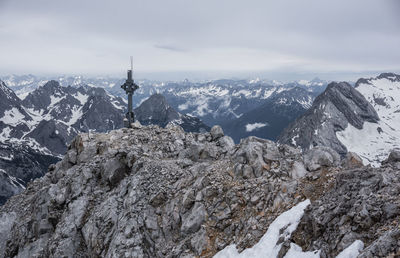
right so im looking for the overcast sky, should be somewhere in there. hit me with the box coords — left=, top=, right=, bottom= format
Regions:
left=0, top=0, right=399, bottom=80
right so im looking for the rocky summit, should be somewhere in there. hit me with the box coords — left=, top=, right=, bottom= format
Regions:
left=0, top=124, right=399, bottom=257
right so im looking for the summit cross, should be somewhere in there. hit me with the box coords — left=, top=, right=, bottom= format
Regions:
left=121, top=56, right=139, bottom=128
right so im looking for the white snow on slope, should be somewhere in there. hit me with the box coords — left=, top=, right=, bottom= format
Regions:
left=245, top=122, right=268, bottom=132
left=337, top=77, right=400, bottom=166
left=0, top=108, right=25, bottom=126
left=0, top=127, right=12, bottom=142
left=336, top=240, right=364, bottom=258
left=67, top=106, right=83, bottom=126
left=74, top=92, right=89, bottom=106
left=214, top=200, right=317, bottom=258
left=336, top=121, right=399, bottom=167
left=214, top=199, right=364, bottom=258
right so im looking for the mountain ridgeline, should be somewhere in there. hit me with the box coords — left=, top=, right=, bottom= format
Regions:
left=279, top=72, right=400, bottom=166
left=1, top=72, right=399, bottom=207
left=278, top=81, right=379, bottom=155
left=0, top=80, right=210, bottom=204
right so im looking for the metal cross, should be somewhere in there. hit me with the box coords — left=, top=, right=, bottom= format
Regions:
left=121, top=56, right=139, bottom=128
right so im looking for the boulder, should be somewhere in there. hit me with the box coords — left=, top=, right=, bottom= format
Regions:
left=210, top=125, right=224, bottom=140
left=181, top=202, right=207, bottom=235
left=383, top=149, right=400, bottom=164
left=342, top=152, right=364, bottom=169
left=304, top=146, right=340, bottom=171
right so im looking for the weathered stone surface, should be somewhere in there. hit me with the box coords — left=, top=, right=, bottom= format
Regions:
left=181, top=202, right=207, bottom=234
left=0, top=125, right=398, bottom=258
left=383, top=149, right=400, bottom=164
left=291, top=166, right=400, bottom=257
left=210, top=125, right=224, bottom=140
left=303, top=146, right=340, bottom=171
left=342, top=151, right=364, bottom=169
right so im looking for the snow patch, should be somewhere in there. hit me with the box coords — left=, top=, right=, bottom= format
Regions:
left=336, top=240, right=364, bottom=258
left=0, top=127, right=12, bottom=142
left=0, top=108, right=25, bottom=126
left=214, top=200, right=313, bottom=258
left=74, top=92, right=89, bottom=106
left=336, top=121, right=399, bottom=167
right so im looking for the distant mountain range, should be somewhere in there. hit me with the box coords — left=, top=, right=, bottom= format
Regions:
left=223, top=87, right=317, bottom=142
left=135, top=94, right=210, bottom=133
left=0, top=79, right=211, bottom=204
left=3, top=74, right=328, bottom=125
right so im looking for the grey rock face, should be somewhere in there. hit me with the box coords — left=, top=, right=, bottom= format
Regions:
left=303, top=146, right=340, bottom=171
left=342, top=151, right=364, bottom=169
left=291, top=165, right=400, bottom=257
left=383, top=149, right=400, bottom=164
left=278, top=82, right=379, bottom=156
left=0, top=125, right=397, bottom=257
left=0, top=125, right=314, bottom=257
left=210, top=125, right=224, bottom=140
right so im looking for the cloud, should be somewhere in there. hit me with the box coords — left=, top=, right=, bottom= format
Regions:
left=0, top=0, right=399, bottom=79
left=154, top=44, right=187, bottom=52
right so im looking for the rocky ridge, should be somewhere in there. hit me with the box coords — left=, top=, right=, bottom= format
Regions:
left=278, top=81, right=379, bottom=156
left=0, top=124, right=399, bottom=257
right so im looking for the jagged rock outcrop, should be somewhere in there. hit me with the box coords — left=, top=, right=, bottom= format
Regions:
left=0, top=124, right=314, bottom=257
left=290, top=155, right=400, bottom=257
left=278, top=82, right=379, bottom=156
left=135, top=93, right=210, bottom=133
left=0, top=125, right=398, bottom=257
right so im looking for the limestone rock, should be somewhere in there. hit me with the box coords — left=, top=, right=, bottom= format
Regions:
left=342, top=151, right=364, bottom=169
left=0, top=125, right=398, bottom=258
left=303, top=146, right=340, bottom=171
left=181, top=202, right=207, bottom=235
left=210, top=125, right=224, bottom=140
left=383, top=149, right=400, bottom=164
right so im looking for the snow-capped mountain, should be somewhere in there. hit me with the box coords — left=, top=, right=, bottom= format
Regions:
left=0, top=80, right=126, bottom=204
left=134, top=94, right=210, bottom=133
left=20, top=80, right=126, bottom=154
left=279, top=73, right=400, bottom=166
left=109, top=78, right=327, bottom=129
left=0, top=80, right=211, bottom=205
left=1, top=74, right=125, bottom=100
left=278, top=81, right=379, bottom=156
left=3, top=74, right=328, bottom=128
left=222, top=87, right=317, bottom=142
left=336, top=73, right=400, bottom=165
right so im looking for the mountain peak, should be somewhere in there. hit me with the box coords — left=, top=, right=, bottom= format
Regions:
left=355, top=72, right=400, bottom=87
left=377, top=72, right=400, bottom=81
left=279, top=81, right=378, bottom=156
left=135, top=94, right=210, bottom=132
left=42, top=80, right=61, bottom=90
